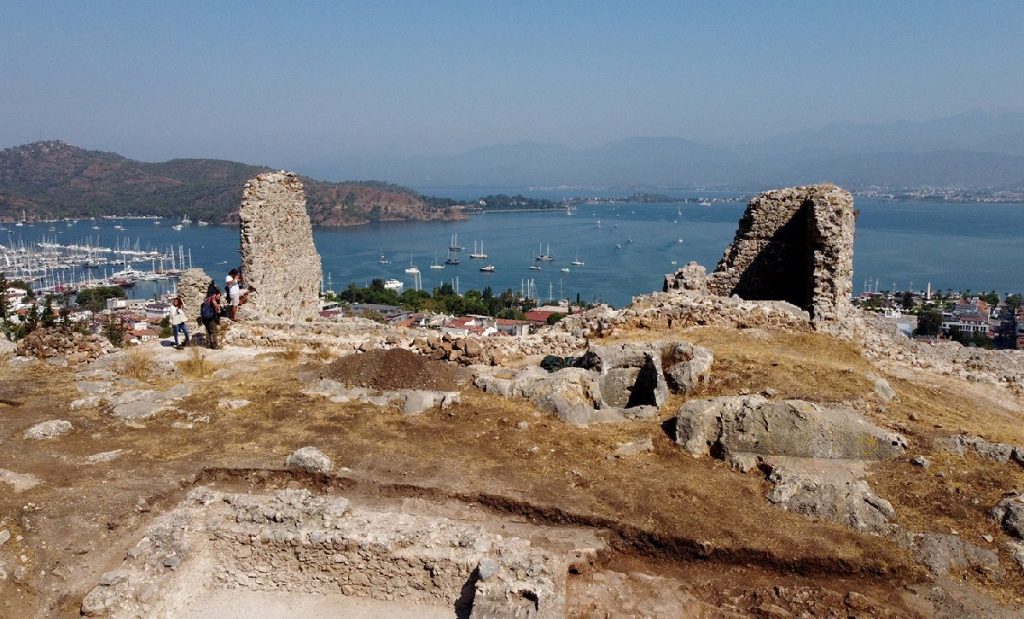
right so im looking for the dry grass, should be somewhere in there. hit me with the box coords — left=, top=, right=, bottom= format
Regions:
left=113, top=348, right=154, bottom=381
left=177, top=346, right=217, bottom=379
left=311, top=342, right=335, bottom=362
left=276, top=341, right=304, bottom=362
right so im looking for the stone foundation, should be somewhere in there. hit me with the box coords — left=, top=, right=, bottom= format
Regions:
left=81, top=487, right=575, bottom=618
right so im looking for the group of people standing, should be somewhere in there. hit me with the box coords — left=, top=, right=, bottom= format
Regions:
left=166, top=268, right=251, bottom=350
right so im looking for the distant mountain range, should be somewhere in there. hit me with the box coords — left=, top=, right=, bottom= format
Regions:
left=299, top=109, right=1024, bottom=189
left=2, top=109, right=1022, bottom=223
left=0, top=141, right=463, bottom=225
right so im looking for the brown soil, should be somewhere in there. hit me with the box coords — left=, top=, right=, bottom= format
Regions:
left=321, top=348, right=464, bottom=391
left=2, top=325, right=1023, bottom=617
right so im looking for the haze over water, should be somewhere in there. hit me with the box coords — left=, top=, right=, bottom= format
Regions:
left=7, top=194, right=1022, bottom=307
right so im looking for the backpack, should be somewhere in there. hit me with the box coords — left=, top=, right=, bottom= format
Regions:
left=200, top=297, right=216, bottom=321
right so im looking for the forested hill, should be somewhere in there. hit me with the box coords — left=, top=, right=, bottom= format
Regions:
left=0, top=141, right=465, bottom=226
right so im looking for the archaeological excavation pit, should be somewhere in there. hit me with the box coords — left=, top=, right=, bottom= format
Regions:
left=79, top=483, right=607, bottom=618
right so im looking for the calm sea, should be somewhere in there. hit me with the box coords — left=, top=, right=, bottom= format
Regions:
left=5, top=190, right=1022, bottom=307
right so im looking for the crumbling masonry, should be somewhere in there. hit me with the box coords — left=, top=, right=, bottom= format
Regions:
left=238, top=172, right=322, bottom=321
left=666, top=184, right=855, bottom=323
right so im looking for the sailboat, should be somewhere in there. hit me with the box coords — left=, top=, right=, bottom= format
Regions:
left=430, top=251, right=445, bottom=270
left=534, top=243, right=554, bottom=262
left=377, top=249, right=391, bottom=264
left=469, top=240, right=488, bottom=260
left=404, top=254, right=420, bottom=275
left=448, top=233, right=464, bottom=252
left=479, top=264, right=495, bottom=273
left=571, top=250, right=584, bottom=267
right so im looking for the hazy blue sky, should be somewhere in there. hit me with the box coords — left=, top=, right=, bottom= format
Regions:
left=2, top=1, right=1022, bottom=168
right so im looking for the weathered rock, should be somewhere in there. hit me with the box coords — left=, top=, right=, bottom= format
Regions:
left=911, top=455, right=931, bottom=468
left=217, top=398, right=250, bottom=410
left=521, top=368, right=605, bottom=425
left=912, top=532, right=1002, bottom=577
left=662, top=342, right=713, bottom=394
left=577, top=342, right=669, bottom=410
left=239, top=171, right=322, bottom=321
left=675, top=396, right=906, bottom=463
left=1007, top=540, right=1024, bottom=571
left=991, top=493, right=1024, bottom=539
left=663, top=261, right=708, bottom=293
left=285, top=446, right=332, bottom=475
left=869, top=374, right=897, bottom=402
left=177, top=268, right=214, bottom=320
left=24, top=419, right=73, bottom=440
left=765, top=462, right=896, bottom=534
left=613, top=436, right=654, bottom=457
left=0, top=468, right=42, bottom=492
left=402, top=390, right=440, bottom=416
left=937, top=434, right=1023, bottom=466
left=85, top=450, right=125, bottom=464
left=683, top=184, right=855, bottom=324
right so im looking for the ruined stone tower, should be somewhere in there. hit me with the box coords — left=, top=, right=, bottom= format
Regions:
left=238, top=171, right=322, bottom=322
left=665, top=184, right=855, bottom=324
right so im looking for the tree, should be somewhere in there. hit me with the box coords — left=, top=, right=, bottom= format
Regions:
left=915, top=308, right=942, bottom=336
left=104, top=317, right=127, bottom=347
left=546, top=312, right=565, bottom=325
left=76, top=286, right=126, bottom=313
left=1007, top=294, right=1022, bottom=311
left=40, top=296, right=56, bottom=328
left=900, top=291, right=915, bottom=310
left=980, top=290, right=999, bottom=306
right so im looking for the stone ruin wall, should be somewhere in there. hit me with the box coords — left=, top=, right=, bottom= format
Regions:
left=177, top=268, right=213, bottom=320
left=666, top=184, right=855, bottom=324
left=238, top=172, right=322, bottom=322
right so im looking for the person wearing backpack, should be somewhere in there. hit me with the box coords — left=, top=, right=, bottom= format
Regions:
left=200, top=288, right=223, bottom=349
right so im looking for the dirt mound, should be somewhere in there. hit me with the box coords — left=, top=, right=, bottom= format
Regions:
left=322, top=348, right=463, bottom=391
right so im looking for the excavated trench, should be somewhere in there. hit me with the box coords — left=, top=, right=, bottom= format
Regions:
left=79, top=468, right=921, bottom=618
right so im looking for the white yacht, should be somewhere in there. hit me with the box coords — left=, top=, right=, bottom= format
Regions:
left=469, top=240, right=488, bottom=260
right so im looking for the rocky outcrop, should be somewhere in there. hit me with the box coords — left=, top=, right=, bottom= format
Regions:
left=238, top=172, right=322, bottom=322
left=474, top=340, right=712, bottom=426
left=675, top=396, right=907, bottom=466
left=991, top=493, right=1024, bottom=539
left=675, top=396, right=906, bottom=533
left=665, top=184, right=855, bottom=324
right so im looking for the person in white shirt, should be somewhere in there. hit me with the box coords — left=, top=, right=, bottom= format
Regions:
left=226, top=268, right=249, bottom=320
left=168, top=297, right=190, bottom=350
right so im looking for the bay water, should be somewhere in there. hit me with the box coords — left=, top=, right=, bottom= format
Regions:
left=5, top=192, right=1022, bottom=307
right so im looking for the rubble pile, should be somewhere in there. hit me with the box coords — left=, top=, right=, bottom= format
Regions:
left=14, top=327, right=106, bottom=366
left=410, top=331, right=582, bottom=366
left=557, top=291, right=811, bottom=339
